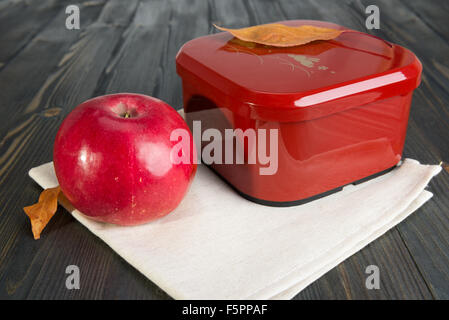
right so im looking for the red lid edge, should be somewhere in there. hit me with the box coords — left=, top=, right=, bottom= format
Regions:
left=176, top=34, right=422, bottom=122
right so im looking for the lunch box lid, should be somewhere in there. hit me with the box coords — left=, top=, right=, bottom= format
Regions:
left=176, top=20, right=422, bottom=122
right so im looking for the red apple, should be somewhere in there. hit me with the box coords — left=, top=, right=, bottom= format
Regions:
left=53, top=93, right=196, bottom=225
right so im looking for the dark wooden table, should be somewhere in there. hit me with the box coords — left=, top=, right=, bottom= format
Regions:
left=0, top=0, right=448, bottom=300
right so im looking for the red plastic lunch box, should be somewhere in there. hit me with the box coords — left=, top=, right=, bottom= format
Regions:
left=176, top=20, right=422, bottom=206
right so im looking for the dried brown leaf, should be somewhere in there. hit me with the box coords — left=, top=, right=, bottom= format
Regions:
left=214, top=23, right=346, bottom=47
left=223, top=37, right=337, bottom=56
left=23, top=186, right=61, bottom=240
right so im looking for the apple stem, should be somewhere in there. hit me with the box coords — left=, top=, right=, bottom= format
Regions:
left=124, top=111, right=131, bottom=118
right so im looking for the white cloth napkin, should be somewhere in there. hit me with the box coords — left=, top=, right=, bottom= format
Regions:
left=29, top=159, right=441, bottom=299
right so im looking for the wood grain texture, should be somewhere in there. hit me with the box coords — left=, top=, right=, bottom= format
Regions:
left=156, top=0, right=211, bottom=109
left=0, top=0, right=73, bottom=68
left=0, top=0, right=448, bottom=300
left=95, top=0, right=172, bottom=96
left=400, top=0, right=449, bottom=43
left=352, top=0, right=449, bottom=299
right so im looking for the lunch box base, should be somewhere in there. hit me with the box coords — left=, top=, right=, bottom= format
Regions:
left=206, top=163, right=398, bottom=207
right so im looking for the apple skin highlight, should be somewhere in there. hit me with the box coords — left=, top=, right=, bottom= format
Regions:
left=53, top=93, right=197, bottom=225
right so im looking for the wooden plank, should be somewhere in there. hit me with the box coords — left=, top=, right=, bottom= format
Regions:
left=0, top=0, right=76, bottom=68
left=279, top=0, right=364, bottom=26
left=95, top=0, right=172, bottom=96
left=156, top=0, right=211, bottom=109
left=294, top=227, right=434, bottom=299
left=0, top=0, right=15, bottom=11
left=246, top=0, right=286, bottom=24
left=210, top=0, right=251, bottom=29
left=0, top=2, right=107, bottom=215
left=0, top=0, right=144, bottom=299
left=400, top=0, right=449, bottom=43
left=0, top=2, right=106, bottom=141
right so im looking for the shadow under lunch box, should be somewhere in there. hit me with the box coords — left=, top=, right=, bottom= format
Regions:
left=176, top=20, right=422, bottom=206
